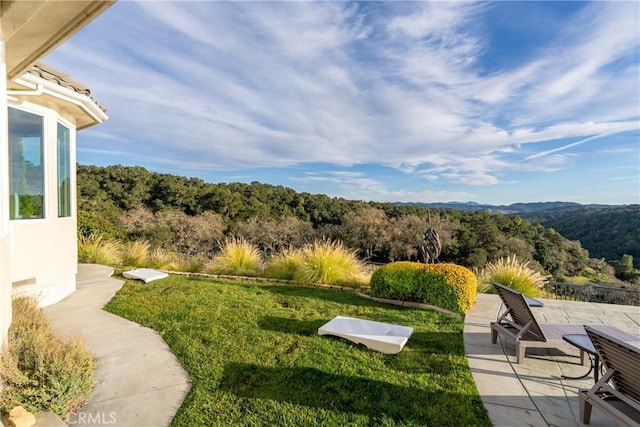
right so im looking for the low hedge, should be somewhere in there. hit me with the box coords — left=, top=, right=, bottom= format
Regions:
left=370, top=261, right=477, bottom=314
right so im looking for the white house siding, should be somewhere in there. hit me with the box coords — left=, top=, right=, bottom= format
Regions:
left=1, top=28, right=10, bottom=346
left=10, top=219, right=78, bottom=307
left=9, top=101, right=78, bottom=308
left=0, top=0, right=112, bottom=348
left=0, top=237, right=10, bottom=346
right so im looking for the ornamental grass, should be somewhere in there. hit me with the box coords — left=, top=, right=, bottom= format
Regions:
left=121, top=239, right=151, bottom=267
left=264, top=247, right=306, bottom=280
left=209, top=237, right=264, bottom=276
left=293, top=240, right=366, bottom=287
left=77, top=234, right=122, bottom=265
left=478, top=254, right=549, bottom=297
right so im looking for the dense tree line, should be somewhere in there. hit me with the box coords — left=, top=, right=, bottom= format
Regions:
left=77, top=164, right=622, bottom=283
left=521, top=205, right=640, bottom=265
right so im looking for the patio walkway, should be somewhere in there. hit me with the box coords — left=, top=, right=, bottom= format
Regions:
left=464, top=293, right=640, bottom=426
left=43, top=264, right=191, bottom=427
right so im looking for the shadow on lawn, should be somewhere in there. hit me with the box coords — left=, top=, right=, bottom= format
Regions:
left=258, top=315, right=463, bottom=352
left=258, top=283, right=395, bottom=308
left=258, top=315, right=327, bottom=336
left=258, top=315, right=467, bottom=374
left=218, top=362, right=487, bottom=424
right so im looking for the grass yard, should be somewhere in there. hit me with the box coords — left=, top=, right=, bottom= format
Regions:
left=105, top=275, right=491, bottom=426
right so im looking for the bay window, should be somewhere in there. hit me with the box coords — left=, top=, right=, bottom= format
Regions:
left=57, top=123, right=71, bottom=217
left=8, top=107, right=44, bottom=220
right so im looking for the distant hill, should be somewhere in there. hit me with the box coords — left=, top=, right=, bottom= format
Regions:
left=519, top=205, right=640, bottom=268
left=397, top=201, right=617, bottom=214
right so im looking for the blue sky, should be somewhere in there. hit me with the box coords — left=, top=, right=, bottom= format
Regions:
left=46, top=1, right=639, bottom=205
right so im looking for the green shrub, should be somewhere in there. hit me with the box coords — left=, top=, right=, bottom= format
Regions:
left=77, top=234, right=122, bottom=265
left=210, top=238, right=264, bottom=276
left=77, top=210, right=120, bottom=240
left=478, top=255, right=548, bottom=297
left=370, top=261, right=477, bottom=314
left=0, top=297, right=95, bottom=420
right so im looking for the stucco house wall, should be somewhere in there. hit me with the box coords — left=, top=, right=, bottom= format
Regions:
left=0, top=237, right=10, bottom=346
left=9, top=99, right=78, bottom=306
left=0, top=0, right=113, bottom=346
left=1, top=26, right=12, bottom=346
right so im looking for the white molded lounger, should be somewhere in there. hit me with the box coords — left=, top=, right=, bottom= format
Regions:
left=122, top=268, right=169, bottom=283
left=318, top=315, right=414, bottom=354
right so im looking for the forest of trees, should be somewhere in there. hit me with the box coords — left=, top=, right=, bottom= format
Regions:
left=77, top=164, right=632, bottom=284
left=521, top=205, right=640, bottom=266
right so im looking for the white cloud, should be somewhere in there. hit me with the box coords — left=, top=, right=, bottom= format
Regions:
left=290, top=171, right=471, bottom=202
left=46, top=1, right=639, bottom=200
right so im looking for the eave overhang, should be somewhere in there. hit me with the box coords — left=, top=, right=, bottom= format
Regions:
left=2, top=0, right=115, bottom=81
left=9, top=63, right=108, bottom=130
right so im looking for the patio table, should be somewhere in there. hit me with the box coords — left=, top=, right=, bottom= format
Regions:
left=562, top=327, right=640, bottom=383
left=561, top=334, right=600, bottom=382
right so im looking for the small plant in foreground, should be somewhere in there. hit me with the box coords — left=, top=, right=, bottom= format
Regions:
left=0, top=297, right=95, bottom=420
left=478, top=255, right=549, bottom=297
left=210, top=237, right=264, bottom=276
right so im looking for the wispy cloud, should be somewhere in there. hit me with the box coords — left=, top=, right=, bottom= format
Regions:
left=290, top=170, right=471, bottom=202
left=524, top=134, right=610, bottom=161
left=46, top=1, right=639, bottom=203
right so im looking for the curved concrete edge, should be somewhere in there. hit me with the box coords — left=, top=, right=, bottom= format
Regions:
left=463, top=294, right=548, bottom=426
left=43, top=264, right=192, bottom=427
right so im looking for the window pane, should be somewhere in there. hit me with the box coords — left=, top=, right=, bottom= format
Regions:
left=9, top=108, right=44, bottom=220
left=57, top=123, right=71, bottom=217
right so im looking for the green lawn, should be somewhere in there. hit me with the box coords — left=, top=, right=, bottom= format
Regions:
left=105, top=275, right=490, bottom=426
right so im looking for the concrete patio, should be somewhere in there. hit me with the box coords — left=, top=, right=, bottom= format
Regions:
left=464, top=292, right=640, bottom=426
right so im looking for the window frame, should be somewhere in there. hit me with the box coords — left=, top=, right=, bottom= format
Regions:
left=56, top=120, right=74, bottom=218
left=8, top=105, right=47, bottom=221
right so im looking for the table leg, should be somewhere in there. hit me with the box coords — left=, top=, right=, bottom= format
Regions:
left=562, top=353, right=595, bottom=381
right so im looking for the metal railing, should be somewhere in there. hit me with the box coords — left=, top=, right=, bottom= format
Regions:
left=542, top=282, right=640, bottom=307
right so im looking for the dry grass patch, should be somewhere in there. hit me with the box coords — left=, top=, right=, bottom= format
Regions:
left=264, top=247, right=305, bottom=280
left=0, top=297, right=95, bottom=420
left=177, top=254, right=209, bottom=273
left=121, top=239, right=151, bottom=267
left=147, top=249, right=180, bottom=271
left=78, top=234, right=122, bottom=265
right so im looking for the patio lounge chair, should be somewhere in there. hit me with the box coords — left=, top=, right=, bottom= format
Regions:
left=579, top=325, right=640, bottom=426
left=490, top=282, right=592, bottom=364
